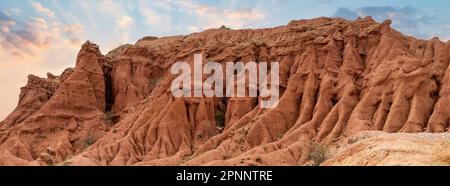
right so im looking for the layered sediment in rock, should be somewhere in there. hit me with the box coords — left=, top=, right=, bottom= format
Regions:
left=0, top=17, right=449, bottom=166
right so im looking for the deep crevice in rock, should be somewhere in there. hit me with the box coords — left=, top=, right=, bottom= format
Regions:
left=104, top=68, right=115, bottom=113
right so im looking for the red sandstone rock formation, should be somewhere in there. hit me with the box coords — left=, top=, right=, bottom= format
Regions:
left=0, top=17, right=449, bottom=166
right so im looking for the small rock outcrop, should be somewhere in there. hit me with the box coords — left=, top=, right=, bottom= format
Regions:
left=322, top=131, right=450, bottom=166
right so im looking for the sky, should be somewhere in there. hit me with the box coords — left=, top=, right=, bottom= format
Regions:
left=1, top=0, right=450, bottom=120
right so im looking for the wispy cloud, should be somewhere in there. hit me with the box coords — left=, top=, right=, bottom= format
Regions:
left=63, top=23, right=84, bottom=35
left=94, top=0, right=134, bottom=30
left=137, top=0, right=173, bottom=32
left=166, top=0, right=265, bottom=29
left=1, top=15, right=54, bottom=58
left=63, top=22, right=85, bottom=44
left=334, top=6, right=436, bottom=39
left=0, top=11, right=83, bottom=59
left=2, top=8, right=21, bottom=17
left=116, top=16, right=133, bottom=29
left=67, top=0, right=135, bottom=52
left=30, top=1, right=56, bottom=18
left=134, top=0, right=266, bottom=33
left=334, top=7, right=359, bottom=20
left=98, top=0, right=124, bottom=15
left=335, top=6, right=435, bottom=26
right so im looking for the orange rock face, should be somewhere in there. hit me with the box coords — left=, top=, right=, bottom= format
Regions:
left=1, top=17, right=449, bottom=166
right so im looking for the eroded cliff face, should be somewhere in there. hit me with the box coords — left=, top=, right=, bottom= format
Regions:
left=0, top=17, right=449, bottom=166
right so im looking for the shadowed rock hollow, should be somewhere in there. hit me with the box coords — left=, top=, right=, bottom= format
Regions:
left=0, top=17, right=449, bottom=166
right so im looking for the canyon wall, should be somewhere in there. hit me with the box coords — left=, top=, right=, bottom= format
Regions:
left=0, top=17, right=449, bottom=166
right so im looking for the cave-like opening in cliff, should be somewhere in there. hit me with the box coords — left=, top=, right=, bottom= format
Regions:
left=104, top=71, right=114, bottom=113
left=104, top=69, right=119, bottom=124
left=215, top=97, right=228, bottom=131
left=431, top=75, right=441, bottom=101
left=255, top=89, right=260, bottom=106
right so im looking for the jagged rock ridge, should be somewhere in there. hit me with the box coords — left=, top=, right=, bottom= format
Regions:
left=0, top=17, right=449, bottom=166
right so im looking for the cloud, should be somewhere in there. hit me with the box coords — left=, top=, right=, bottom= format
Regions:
left=62, top=23, right=85, bottom=44
left=96, top=0, right=135, bottom=30
left=79, top=0, right=135, bottom=45
left=0, top=16, right=54, bottom=58
left=175, top=0, right=265, bottom=29
left=145, top=0, right=265, bottom=30
left=2, top=8, right=21, bottom=17
left=0, top=13, right=16, bottom=33
left=30, top=1, right=56, bottom=18
left=334, top=6, right=435, bottom=26
left=77, top=0, right=265, bottom=38
left=136, top=0, right=173, bottom=33
left=97, top=0, right=125, bottom=16
left=116, top=16, right=133, bottom=29
left=63, top=23, right=85, bottom=35
left=334, top=7, right=358, bottom=20
left=0, top=11, right=83, bottom=59
left=334, top=6, right=435, bottom=39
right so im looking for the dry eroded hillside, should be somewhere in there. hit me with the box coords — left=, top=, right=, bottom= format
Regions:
left=1, top=17, right=449, bottom=166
